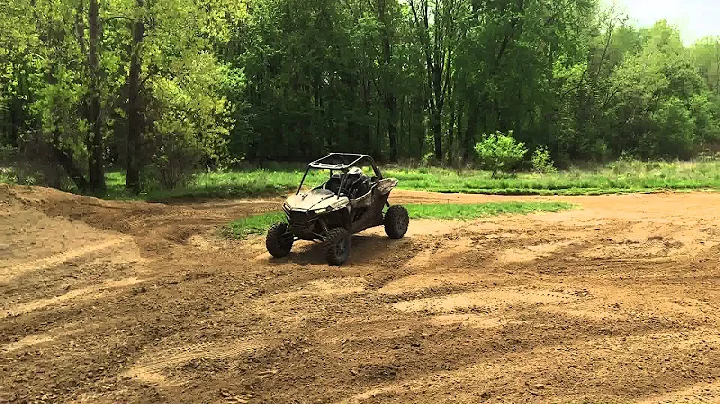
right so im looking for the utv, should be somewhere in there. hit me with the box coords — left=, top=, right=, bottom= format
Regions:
left=266, top=153, right=409, bottom=266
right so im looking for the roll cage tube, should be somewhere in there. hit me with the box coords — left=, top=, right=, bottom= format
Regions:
left=295, top=153, right=383, bottom=196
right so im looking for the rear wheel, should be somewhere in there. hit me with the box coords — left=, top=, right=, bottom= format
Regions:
left=384, top=205, right=409, bottom=239
left=323, top=228, right=351, bottom=266
left=266, top=222, right=294, bottom=258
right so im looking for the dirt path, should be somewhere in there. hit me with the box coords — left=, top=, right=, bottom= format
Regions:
left=2, top=185, right=720, bottom=403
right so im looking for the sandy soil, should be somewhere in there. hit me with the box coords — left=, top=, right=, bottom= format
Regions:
left=2, top=184, right=720, bottom=403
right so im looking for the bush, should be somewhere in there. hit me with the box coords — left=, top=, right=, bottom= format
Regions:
left=474, top=131, right=527, bottom=177
left=148, top=138, right=199, bottom=189
left=531, top=146, right=557, bottom=174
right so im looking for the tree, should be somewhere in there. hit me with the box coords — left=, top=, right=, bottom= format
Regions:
left=474, top=131, right=527, bottom=177
left=692, top=37, right=720, bottom=97
left=87, top=0, right=104, bottom=191
left=3, top=0, right=720, bottom=191
left=125, top=0, right=145, bottom=194
left=407, top=0, right=460, bottom=161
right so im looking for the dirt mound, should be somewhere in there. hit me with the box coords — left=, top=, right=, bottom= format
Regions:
left=3, top=185, right=720, bottom=403
left=1, top=185, right=283, bottom=252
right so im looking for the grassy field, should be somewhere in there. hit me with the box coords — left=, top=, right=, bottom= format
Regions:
left=5, top=159, right=720, bottom=200
left=222, top=201, right=575, bottom=239
left=143, top=159, right=720, bottom=200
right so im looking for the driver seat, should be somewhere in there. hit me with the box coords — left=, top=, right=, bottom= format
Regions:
left=324, top=174, right=343, bottom=194
left=345, top=167, right=371, bottom=199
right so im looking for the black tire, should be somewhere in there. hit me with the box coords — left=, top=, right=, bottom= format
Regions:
left=384, top=205, right=409, bottom=239
left=323, top=228, right=351, bottom=266
left=266, top=222, right=294, bottom=258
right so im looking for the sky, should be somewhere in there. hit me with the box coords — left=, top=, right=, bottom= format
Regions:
left=605, top=0, right=720, bottom=44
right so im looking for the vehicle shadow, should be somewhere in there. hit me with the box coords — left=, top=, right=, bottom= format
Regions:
left=267, top=234, right=408, bottom=266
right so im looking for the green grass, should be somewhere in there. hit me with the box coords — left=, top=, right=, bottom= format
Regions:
left=222, top=201, right=575, bottom=239
left=405, top=201, right=575, bottom=220
left=383, top=160, right=720, bottom=195
left=131, top=160, right=720, bottom=201
left=7, top=159, right=720, bottom=200
left=222, top=211, right=287, bottom=239
left=102, top=170, right=327, bottom=201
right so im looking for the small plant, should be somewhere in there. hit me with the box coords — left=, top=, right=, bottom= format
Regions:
left=23, top=175, right=37, bottom=186
left=421, top=151, right=437, bottom=167
left=531, top=145, right=557, bottom=174
left=474, top=131, right=527, bottom=177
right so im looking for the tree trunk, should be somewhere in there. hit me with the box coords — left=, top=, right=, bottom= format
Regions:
left=409, top=0, right=444, bottom=161
left=431, top=62, right=444, bottom=161
left=53, top=123, right=88, bottom=192
left=379, top=0, right=398, bottom=162
left=448, top=103, right=456, bottom=166
left=9, top=98, right=21, bottom=148
left=375, top=104, right=382, bottom=159
left=399, top=94, right=406, bottom=158
left=464, top=96, right=479, bottom=163
left=126, top=0, right=145, bottom=195
left=363, top=79, right=372, bottom=152
left=87, top=0, right=104, bottom=192
left=385, top=95, right=398, bottom=161
left=432, top=108, right=442, bottom=160
left=456, top=101, right=464, bottom=164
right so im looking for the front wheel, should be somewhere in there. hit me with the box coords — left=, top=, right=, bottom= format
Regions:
left=384, top=205, right=409, bottom=239
left=323, top=228, right=351, bottom=266
left=266, top=222, right=294, bottom=258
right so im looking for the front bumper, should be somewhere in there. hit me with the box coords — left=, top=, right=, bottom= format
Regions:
left=284, top=206, right=321, bottom=239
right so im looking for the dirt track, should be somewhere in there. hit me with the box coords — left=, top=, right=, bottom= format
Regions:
left=3, top=185, right=720, bottom=403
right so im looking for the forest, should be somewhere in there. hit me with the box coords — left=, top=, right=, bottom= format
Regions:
left=2, top=0, right=720, bottom=194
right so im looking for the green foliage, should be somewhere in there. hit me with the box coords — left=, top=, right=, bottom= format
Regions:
left=0, top=168, right=17, bottom=184
left=222, top=201, right=575, bottom=239
left=0, top=0, right=238, bottom=193
left=474, top=132, right=527, bottom=176
left=531, top=146, right=557, bottom=174
left=4, top=0, right=720, bottom=196
left=145, top=55, right=232, bottom=188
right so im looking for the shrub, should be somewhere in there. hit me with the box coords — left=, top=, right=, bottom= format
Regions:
left=421, top=151, right=438, bottom=167
left=474, top=131, right=527, bottom=177
left=148, top=138, right=199, bottom=189
left=531, top=145, right=557, bottom=174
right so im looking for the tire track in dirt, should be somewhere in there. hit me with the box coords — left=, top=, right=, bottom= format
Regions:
left=0, top=237, right=133, bottom=283
left=123, top=339, right=271, bottom=386
left=2, top=277, right=143, bottom=318
left=340, top=328, right=720, bottom=403
left=636, top=380, right=720, bottom=403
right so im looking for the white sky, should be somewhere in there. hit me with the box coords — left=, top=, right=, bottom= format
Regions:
left=605, top=0, right=720, bottom=44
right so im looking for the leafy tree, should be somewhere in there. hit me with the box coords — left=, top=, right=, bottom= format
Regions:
left=692, top=37, right=720, bottom=97
left=3, top=0, right=720, bottom=193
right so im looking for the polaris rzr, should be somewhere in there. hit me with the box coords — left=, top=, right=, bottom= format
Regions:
left=266, top=153, right=409, bottom=266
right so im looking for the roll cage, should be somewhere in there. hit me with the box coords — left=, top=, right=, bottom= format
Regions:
left=296, top=153, right=383, bottom=196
